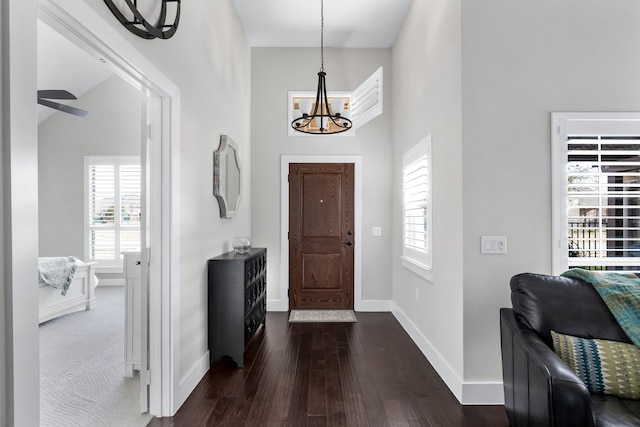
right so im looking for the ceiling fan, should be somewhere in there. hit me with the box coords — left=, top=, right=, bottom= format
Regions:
left=37, top=90, right=88, bottom=117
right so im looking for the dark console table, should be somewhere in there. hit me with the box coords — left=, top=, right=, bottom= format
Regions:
left=207, top=248, right=266, bottom=367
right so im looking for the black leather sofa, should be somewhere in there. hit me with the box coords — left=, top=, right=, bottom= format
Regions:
left=500, top=272, right=640, bottom=426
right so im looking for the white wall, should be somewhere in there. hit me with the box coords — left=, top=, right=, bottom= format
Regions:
left=38, top=75, right=142, bottom=260
left=79, top=0, right=252, bottom=390
left=391, top=0, right=465, bottom=394
left=0, top=0, right=5, bottom=422
left=461, top=0, right=640, bottom=389
left=250, top=48, right=393, bottom=308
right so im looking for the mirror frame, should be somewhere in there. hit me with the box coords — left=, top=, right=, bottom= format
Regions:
left=213, top=135, right=242, bottom=218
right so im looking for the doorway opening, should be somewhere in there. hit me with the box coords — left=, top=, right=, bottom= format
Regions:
left=35, top=0, right=181, bottom=418
left=37, top=16, right=149, bottom=421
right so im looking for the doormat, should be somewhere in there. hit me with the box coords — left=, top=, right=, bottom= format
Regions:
left=289, top=309, right=357, bottom=323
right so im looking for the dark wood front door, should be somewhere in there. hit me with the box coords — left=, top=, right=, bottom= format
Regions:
left=289, top=163, right=354, bottom=309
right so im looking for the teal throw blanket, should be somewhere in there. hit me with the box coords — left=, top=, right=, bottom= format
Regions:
left=561, top=268, right=640, bottom=348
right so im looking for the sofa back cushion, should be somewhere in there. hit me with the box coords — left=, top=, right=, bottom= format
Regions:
left=510, top=273, right=631, bottom=347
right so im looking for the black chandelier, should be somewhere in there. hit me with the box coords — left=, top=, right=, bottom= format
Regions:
left=103, top=0, right=181, bottom=40
left=291, top=0, right=352, bottom=135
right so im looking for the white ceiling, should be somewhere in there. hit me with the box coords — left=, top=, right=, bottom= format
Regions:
left=37, top=1, right=410, bottom=122
left=232, top=0, right=412, bottom=48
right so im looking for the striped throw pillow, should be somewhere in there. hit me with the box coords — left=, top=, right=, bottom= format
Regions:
left=551, top=330, right=640, bottom=399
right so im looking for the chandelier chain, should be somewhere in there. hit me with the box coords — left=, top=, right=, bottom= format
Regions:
left=320, top=0, right=324, bottom=72
left=290, top=0, right=352, bottom=134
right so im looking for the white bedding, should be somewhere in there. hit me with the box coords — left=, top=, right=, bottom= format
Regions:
left=38, top=258, right=98, bottom=324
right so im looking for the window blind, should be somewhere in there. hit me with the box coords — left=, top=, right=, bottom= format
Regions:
left=403, top=158, right=429, bottom=253
left=566, top=135, right=640, bottom=272
left=86, top=157, right=141, bottom=268
left=402, top=137, right=432, bottom=271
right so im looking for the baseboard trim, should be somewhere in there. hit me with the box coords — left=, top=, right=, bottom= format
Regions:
left=391, top=303, right=504, bottom=405
left=356, top=299, right=392, bottom=312
left=462, top=382, right=504, bottom=405
left=175, top=350, right=210, bottom=413
left=267, top=299, right=288, bottom=312
left=391, top=303, right=463, bottom=401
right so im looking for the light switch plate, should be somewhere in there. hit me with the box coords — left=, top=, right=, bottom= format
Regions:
left=481, top=236, right=507, bottom=255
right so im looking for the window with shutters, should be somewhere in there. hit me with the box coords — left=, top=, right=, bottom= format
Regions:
left=401, top=135, right=432, bottom=280
left=85, top=156, right=141, bottom=272
left=552, top=113, right=640, bottom=275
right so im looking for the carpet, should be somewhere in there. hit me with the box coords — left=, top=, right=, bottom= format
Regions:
left=40, top=286, right=152, bottom=427
left=289, top=309, right=357, bottom=323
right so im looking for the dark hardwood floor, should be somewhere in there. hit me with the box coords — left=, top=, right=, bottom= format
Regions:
left=148, top=312, right=508, bottom=427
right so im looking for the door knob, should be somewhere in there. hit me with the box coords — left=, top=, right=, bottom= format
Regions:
left=347, top=230, right=353, bottom=236
left=342, top=241, right=353, bottom=246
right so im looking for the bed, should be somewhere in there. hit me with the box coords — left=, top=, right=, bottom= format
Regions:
left=38, top=258, right=98, bottom=324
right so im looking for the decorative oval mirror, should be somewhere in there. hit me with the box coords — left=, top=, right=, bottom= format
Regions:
left=213, top=135, right=242, bottom=218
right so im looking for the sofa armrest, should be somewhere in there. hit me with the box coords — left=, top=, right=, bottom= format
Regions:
left=500, top=308, right=596, bottom=427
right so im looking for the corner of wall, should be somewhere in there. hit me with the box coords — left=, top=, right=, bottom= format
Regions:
left=391, top=302, right=463, bottom=401
left=175, top=350, right=210, bottom=415
left=391, top=302, right=505, bottom=405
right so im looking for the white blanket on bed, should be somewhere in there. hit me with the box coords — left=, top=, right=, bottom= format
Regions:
left=38, top=257, right=78, bottom=296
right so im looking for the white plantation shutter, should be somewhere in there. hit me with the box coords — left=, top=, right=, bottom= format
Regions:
left=351, top=66, right=383, bottom=130
left=552, top=113, right=640, bottom=274
left=85, top=156, right=141, bottom=270
left=120, top=163, right=142, bottom=253
left=88, top=162, right=116, bottom=260
left=402, top=136, right=432, bottom=274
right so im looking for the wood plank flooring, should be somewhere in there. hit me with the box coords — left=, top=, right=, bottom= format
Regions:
left=148, top=312, right=508, bottom=427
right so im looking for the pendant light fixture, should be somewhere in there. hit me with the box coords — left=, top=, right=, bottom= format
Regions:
left=291, top=0, right=352, bottom=135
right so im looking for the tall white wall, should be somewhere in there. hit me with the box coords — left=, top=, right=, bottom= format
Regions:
left=461, top=0, right=640, bottom=387
left=391, top=0, right=464, bottom=388
left=250, top=48, right=393, bottom=308
left=38, top=76, right=142, bottom=259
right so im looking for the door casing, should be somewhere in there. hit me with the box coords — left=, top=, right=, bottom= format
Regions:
left=36, top=0, right=181, bottom=417
left=279, top=155, right=363, bottom=312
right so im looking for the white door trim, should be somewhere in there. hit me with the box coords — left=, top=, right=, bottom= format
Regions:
left=3, top=0, right=40, bottom=424
left=37, top=0, right=182, bottom=415
left=278, top=155, right=363, bottom=312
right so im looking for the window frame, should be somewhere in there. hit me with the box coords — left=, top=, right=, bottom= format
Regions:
left=84, top=155, right=142, bottom=273
left=551, top=112, right=640, bottom=275
left=401, top=135, right=433, bottom=281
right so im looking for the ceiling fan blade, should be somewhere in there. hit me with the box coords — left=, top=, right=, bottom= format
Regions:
left=37, top=98, right=88, bottom=117
left=37, top=89, right=77, bottom=100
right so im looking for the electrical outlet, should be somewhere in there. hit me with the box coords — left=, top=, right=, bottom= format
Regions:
left=372, top=227, right=382, bottom=236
